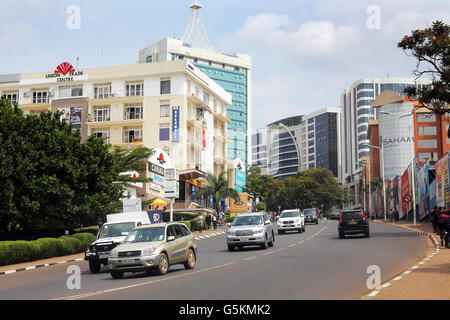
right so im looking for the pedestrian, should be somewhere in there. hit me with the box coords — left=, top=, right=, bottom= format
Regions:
left=394, top=207, right=399, bottom=221
left=219, top=210, right=223, bottom=226
left=431, top=206, right=439, bottom=233
left=197, top=213, right=204, bottom=233
left=205, top=213, right=211, bottom=230
left=439, top=210, right=450, bottom=248
left=389, top=208, right=393, bottom=222
left=212, top=214, right=217, bottom=230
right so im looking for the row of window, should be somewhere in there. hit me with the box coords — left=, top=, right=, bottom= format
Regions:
left=92, top=124, right=172, bottom=143
left=90, top=102, right=173, bottom=122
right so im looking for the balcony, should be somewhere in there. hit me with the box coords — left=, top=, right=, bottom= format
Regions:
left=19, top=102, right=50, bottom=112
left=90, top=94, right=144, bottom=104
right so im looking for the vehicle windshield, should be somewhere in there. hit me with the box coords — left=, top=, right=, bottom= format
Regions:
left=280, top=211, right=299, bottom=218
left=123, top=227, right=166, bottom=243
left=99, top=222, right=136, bottom=238
left=303, top=209, right=316, bottom=215
left=232, top=215, right=263, bottom=226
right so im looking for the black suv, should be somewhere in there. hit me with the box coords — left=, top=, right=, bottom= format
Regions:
left=338, top=210, right=369, bottom=238
left=303, top=208, right=318, bottom=224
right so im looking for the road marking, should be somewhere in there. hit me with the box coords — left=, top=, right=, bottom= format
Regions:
left=245, top=256, right=257, bottom=261
left=403, top=270, right=412, bottom=275
left=262, top=251, right=274, bottom=256
left=381, top=283, right=391, bottom=288
left=25, top=266, right=36, bottom=270
left=368, top=290, right=380, bottom=297
left=288, top=244, right=296, bottom=248
left=5, top=270, right=16, bottom=274
left=392, top=276, right=402, bottom=281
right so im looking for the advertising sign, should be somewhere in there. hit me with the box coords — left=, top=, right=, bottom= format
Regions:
left=164, top=168, right=178, bottom=181
left=172, top=106, right=180, bottom=142
left=235, top=168, right=246, bottom=193
left=164, top=181, right=179, bottom=198
left=147, top=210, right=163, bottom=224
left=436, top=153, right=449, bottom=208
left=417, top=163, right=429, bottom=219
left=123, top=198, right=142, bottom=212
left=230, top=194, right=248, bottom=213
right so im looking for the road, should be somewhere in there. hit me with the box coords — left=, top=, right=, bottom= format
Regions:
left=0, top=220, right=426, bottom=300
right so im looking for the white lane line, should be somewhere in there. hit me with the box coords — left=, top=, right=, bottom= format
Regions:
left=25, top=266, right=36, bottom=270
left=58, top=262, right=236, bottom=300
left=381, top=283, right=391, bottom=288
left=5, top=270, right=16, bottom=274
left=411, top=266, right=419, bottom=270
left=368, top=290, right=380, bottom=297
left=245, top=256, right=257, bottom=261
left=392, top=276, right=402, bottom=281
left=276, top=248, right=284, bottom=252
left=403, top=270, right=412, bottom=275
left=288, top=244, right=296, bottom=248
left=262, top=251, right=274, bottom=256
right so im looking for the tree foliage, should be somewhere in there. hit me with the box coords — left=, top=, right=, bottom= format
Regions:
left=398, top=20, right=450, bottom=114
left=0, top=97, right=153, bottom=238
left=201, top=171, right=240, bottom=211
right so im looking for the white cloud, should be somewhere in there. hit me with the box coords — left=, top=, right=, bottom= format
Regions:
left=234, top=13, right=360, bottom=57
left=382, top=10, right=450, bottom=36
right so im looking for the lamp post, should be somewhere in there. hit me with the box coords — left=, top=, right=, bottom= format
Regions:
left=271, top=123, right=301, bottom=173
left=380, top=110, right=416, bottom=227
left=363, top=143, right=387, bottom=221
left=358, top=161, right=367, bottom=212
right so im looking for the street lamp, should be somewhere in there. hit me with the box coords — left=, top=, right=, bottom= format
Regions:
left=363, top=143, right=387, bottom=221
left=380, top=110, right=417, bottom=227
left=357, top=160, right=367, bottom=212
left=271, top=123, right=301, bottom=173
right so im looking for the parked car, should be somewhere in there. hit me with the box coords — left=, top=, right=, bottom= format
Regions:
left=108, top=222, right=197, bottom=279
left=303, top=208, right=318, bottom=224
left=338, top=210, right=370, bottom=239
left=329, top=210, right=341, bottom=220
left=277, top=209, right=305, bottom=234
left=226, top=212, right=274, bottom=251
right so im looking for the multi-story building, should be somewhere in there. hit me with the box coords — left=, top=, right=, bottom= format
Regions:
left=0, top=60, right=232, bottom=202
left=251, top=108, right=341, bottom=180
left=138, top=38, right=252, bottom=169
left=340, top=77, right=431, bottom=208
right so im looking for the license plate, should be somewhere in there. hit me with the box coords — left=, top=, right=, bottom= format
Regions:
left=99, top=252, right=109, bottom=259
left=121, top=258, right=134, bottom=264
left=349, top=221, right=357, bottom=225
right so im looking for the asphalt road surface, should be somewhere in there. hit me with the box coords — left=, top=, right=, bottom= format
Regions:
left=0, top=220, right=426, bottom=300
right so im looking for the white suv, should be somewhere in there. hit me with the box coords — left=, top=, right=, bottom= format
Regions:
left=277, top=209, right=305, bottom=234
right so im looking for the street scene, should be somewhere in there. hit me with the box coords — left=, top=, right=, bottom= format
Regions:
left=0, top=0, right=450, bottom=307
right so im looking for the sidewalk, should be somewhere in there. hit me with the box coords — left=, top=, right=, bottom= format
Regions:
left=365, top=219, right=450, bottom=300
left=0, top=225, right=227, bottom=275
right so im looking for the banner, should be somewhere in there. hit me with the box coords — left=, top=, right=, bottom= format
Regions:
left=436, top=153, right=448, bottom=208
left=147, top=210, right=163, bottom=224
left=172, top=106, right=180, bottom=142
left=401, top=169, right=409, bottom=219
left=417, top=163, right=429, bottom=219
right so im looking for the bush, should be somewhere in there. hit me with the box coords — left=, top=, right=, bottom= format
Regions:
left=74, top=226, right=99, bottom=237
left=0, top=241, right=32, bottom=266
left=58, top=236, right=82, bottom=255
left=36, top=238, right=65, bottom=259
left=28, top=240, right=44, bottom=261
left=72, top=233, right=96, bottom=250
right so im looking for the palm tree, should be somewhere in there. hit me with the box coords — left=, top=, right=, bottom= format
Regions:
left=201, top=171, right=240, bottom=211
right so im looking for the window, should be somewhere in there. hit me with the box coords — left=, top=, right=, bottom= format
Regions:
left=124, top=104, right=143, bottom=120
left=94, top=84, right=111, bottom=99
left=123, top=127, right=143, bottom=143
left=418, top=139, right=437, bottom=149
left=203, top=92, right=210, bottom=105
left=160, top=100, right=170, bottom=117
left=146, top=55, right=152, bottom=63
left=173, top=225, right=184, bottom=239
left=159, top=123, right=170, bottom=141
left=91, top=128, right=110, bottom=144
left=59, top=86, right=83, bottom=98
left=32, top=90, right=48, bottom=103
left=419, top=152, right=437, bottom=162
left=417, top=113, right=436, bottom=123
left=125, top=82, right=144, bottom=96
left=2, top=92, right=18, bottom=105
left=160, top=79, right=171, bottom=95
left=418, top=126, right=437, bottom=135
left=93, top=107, right=110, bottom=122
left=180, top=224, right=191, bottom=236
left=357, top=91, right=374, bottom=99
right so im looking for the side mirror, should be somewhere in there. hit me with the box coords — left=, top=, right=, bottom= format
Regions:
left=264, top=220, right=270, bottom=225
left=227, top=223, right=231, bottom=227
left=167, top=235, right=176, bottom=242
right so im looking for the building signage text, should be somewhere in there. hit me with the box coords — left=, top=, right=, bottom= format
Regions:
left=148, top=162, right=165, bottom=177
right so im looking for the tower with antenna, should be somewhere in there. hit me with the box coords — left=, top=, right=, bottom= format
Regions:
left=181, top=1, right=214, bottom=51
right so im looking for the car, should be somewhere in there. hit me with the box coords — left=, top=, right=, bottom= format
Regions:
left=303, top=208, right=318, bottom=224
left=338, top=210, right=370, bottom=239
left=108, top=222, right=197, bottom=279
left=329, top=210, right=341, bottom=220
left=276, top=209, right=305, bottom=234
left=226, top=212, right=275, bottom=251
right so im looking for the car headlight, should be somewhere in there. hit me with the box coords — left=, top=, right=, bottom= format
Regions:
left=227, top=230, right=235, bottom=236
left=253, top=228, right=264, bottom=234
left=109, top=250, right=118, bottom=258
left=142, top=247, right=157, bottom=255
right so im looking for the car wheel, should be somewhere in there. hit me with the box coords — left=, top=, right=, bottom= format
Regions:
left=184, top=249, right=196, bottom=269
left=339, top=232, right=345, bottom=239
left=278, top=230, right=283, bottom=235
left=365, top=230, right=370, bottom=238
left=228, top=245, right=235, bottom=252
left=156, top=253, right=169, bottom=275
left=110, top=270, right=123, bottom=279
left=268, top=231, right=274, bottom=247
left=89, top=260, right=101, bottom=274
left=261, top=236, right=268, bottom=249
left=302, top=224, right=306, bottom=232
left=316, top=220, right=318, bottom=224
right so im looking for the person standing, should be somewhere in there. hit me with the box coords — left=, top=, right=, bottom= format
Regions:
left=218, top=210, right=223, bottom=226
left=205, top=213, right=211, bottom=230
left=197, top=213, right=204, bottom=233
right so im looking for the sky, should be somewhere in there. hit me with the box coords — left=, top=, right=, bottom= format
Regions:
left=1, top=0, right=449, bottom=129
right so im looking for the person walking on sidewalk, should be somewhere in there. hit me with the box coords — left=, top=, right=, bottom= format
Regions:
left=431, top=207, right=439, bottom=234
left=438, top=210, right=450, bottom=248
left=197, top=213, right=204, bottom=233
left=205, top=213, right=211, bottom=231
left=212, top=214, right=218, bottom=230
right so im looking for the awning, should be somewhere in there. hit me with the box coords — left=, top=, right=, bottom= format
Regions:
left=178, top=168, right=205, bottom=181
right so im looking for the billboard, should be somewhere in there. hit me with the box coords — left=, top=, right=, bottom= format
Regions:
left=172, top=106, right=180, bottom=142
left=417, top=163, right=429, bottom=219
left=435, top=153, right=449, bottom=208
left=400, top=170, right=409, bottom=219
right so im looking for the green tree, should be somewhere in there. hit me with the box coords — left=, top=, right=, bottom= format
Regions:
left=0, top=97, right=153, bottom=238
left=201, top=171, right=240, bottom=211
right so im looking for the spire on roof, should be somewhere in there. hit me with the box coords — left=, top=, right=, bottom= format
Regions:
left=181, top=1, right=215, bottom=51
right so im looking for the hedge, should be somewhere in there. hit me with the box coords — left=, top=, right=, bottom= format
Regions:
left=0, top=233, right=95, bottom=267
left=74, top=226, right=99, bottom=237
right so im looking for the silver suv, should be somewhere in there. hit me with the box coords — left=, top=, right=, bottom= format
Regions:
left=108, top=222, right=197, bottom=279
left=226, top=212, right=274, bottom=251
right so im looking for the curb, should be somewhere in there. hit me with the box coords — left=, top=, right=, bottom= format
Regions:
left=364, top=221, right=440, bottom=300
left=0, top=258, right=84, bottom=276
